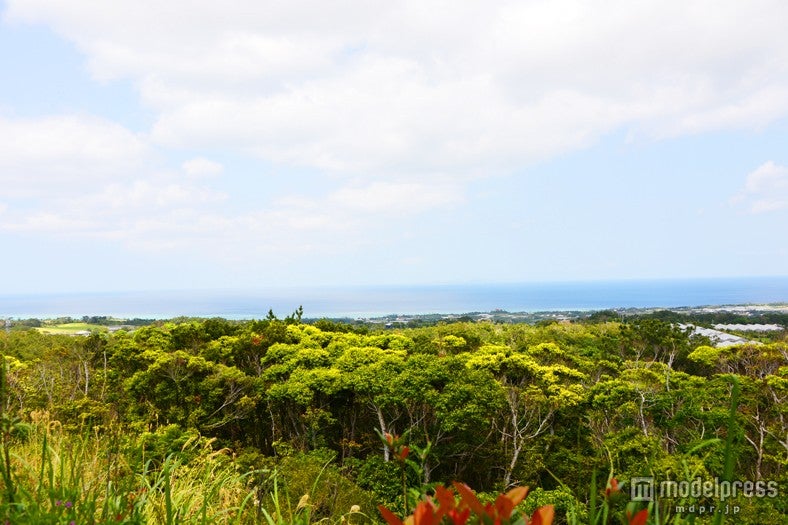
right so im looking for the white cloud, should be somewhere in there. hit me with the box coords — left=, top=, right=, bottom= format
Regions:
left=182, top=157, right=224, bottom=177
left=330, top=181, right=464, bottom=214
left=6, top=0, right=788, bottom=180
left=4, top=0, right=788, bottom=280
left=81, top=179, right=228, bottom=211
left=1, top=182, right=222, bottom=235
left=0, top=175, right=462, bottom=264
left=4, top=212, right=97, bottom=233
left=0, top=114, right=147, bottom=196
left=733, top=161, right=788, bottom=213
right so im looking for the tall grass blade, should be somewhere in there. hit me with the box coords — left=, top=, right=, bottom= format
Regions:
left=712, top=376, right=740, bottom=525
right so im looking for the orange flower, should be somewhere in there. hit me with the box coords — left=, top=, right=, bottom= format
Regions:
left=505, top=486, right=529, bottom=507
left=494, top=485, right=529, bottom=519
left=447, top=508, right=470, bottom=525
left=605, top=478, right=619, bottom=497
left=529, top=505, right=554, bottom=525
left=627, top=509, right=648, bottom=525
left=412, top=500, right=439, bottom=525
left=433, top=484, right=456, bottom=521
left=452, top=482, right=487, bottom=516
left=381, top=483, right=552, bottom=525
left=378, top=505, right=404, bottom=525
left=454, top=482, right=534, bottom=524
left=434, top=484, right=455, bottom=509
left=493, top=494, right=514, bottom=521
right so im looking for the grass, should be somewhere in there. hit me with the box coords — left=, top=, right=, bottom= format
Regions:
left=0, top=413, right=376, bottom=524
left=0, top=414, right=265, bottom=524
left=35, top=323, right=108, bottom=335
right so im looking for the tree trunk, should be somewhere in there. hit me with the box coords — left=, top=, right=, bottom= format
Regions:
left=375, top=404, right=390, bottom=462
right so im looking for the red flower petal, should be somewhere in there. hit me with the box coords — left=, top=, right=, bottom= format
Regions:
left=447, top=508, right=470, bottom=525
left=530, top=505, right=555, bottom=525
left=452, top=482, right=487, bottom=516
left=434, top=484, right=456, bottom=520
left=627, top=509, right=648, bottom=525
left=505, top=486, right=529, bottom=507
left=413, top=500, right=437, bottom=525
left=378, top=505, right=404, bottom=525
left=494, top=493, right=514, bottom=520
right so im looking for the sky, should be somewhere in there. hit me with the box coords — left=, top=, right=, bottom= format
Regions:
left=1, top=0, right=787, bottom=294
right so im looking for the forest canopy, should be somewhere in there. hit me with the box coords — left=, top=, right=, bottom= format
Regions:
left=0, top=314, right=785, bottom=523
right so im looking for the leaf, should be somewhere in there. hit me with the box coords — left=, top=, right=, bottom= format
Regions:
left=494, top=493, right=514, bottom=521
left=447, top=508, right=471, bottom=525
left=434, top=484, right=456, bottom=519
left=627, top=509, right=648, bottom=525
left=505, top=486, right=529, bottom=507
left=413, top=500, right=437, bottom=525
left=529, top=505, right=554, bottom=525
left=379, top=505, right=405, bottom=525
left=452, top=482, right=486, bottom=516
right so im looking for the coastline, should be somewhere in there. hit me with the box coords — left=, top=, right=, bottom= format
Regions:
left=1, top=276, right=787, bottom=320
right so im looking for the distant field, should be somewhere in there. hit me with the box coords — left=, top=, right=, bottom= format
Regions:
left=36, top=322, right=107, bottom=335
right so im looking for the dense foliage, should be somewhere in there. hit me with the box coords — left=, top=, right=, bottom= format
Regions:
left=0, top=315, right=785, bottom=523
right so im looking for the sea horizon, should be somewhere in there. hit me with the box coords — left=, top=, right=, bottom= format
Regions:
left=1, top=276, right=787, bottom=320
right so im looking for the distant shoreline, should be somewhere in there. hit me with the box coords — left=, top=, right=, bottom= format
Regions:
left=352, top=302, right=788, bottom=324
left=3, top=303, right=788, bottom=326
left=2, top=276, right=787, bottom=320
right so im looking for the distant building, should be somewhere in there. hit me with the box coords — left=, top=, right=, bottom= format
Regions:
left=680, top=324, right=752, bottom=347
left=713, top=323, right=783, bottom=332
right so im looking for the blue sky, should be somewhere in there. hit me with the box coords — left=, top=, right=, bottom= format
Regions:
left=1, top=0, right=787, bottom=294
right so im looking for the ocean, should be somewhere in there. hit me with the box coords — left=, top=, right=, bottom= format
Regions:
left=1, top=276, right=787, bottom=319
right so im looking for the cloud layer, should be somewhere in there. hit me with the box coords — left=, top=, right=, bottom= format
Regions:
left=7, top=0, right=788, bottom=177
left=2, top=1, right=788, bottom=284
left=734, top=161, right=788, bottom=213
